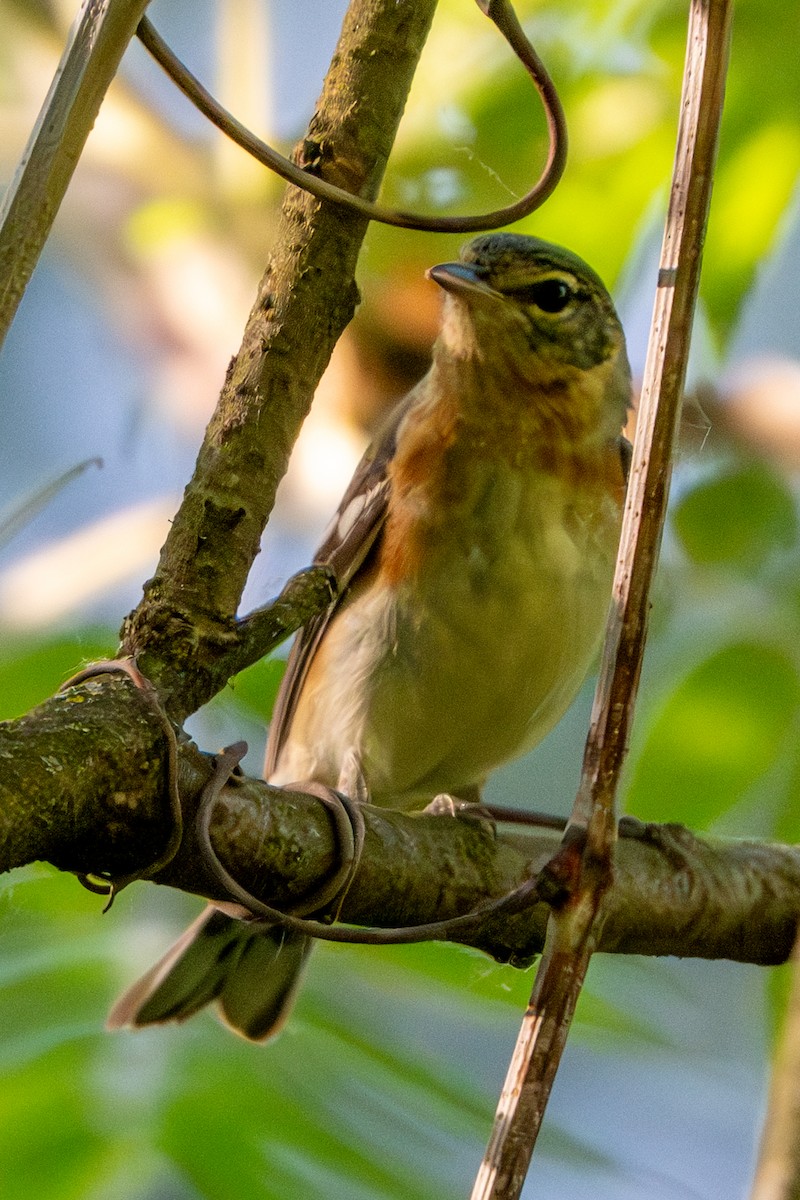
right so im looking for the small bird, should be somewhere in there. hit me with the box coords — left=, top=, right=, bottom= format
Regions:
left=109, top=233, right=631, bottom=1041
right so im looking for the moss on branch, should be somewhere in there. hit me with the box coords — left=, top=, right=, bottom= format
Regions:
left=2, top=675, right=797, bottom=968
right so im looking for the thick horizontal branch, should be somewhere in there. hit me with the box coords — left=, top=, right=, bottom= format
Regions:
left=167, top=783, right=800, bottom=967
left=0, top=675, right=168, bottom=879
left=1, top=673, right=798, bottom=967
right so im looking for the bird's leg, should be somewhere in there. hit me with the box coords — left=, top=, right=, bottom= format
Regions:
left=420, top=789, right=496, bottom=835
left=424, top=790, right=568, bottom=833
left=423, top=791, right=478, bottom=818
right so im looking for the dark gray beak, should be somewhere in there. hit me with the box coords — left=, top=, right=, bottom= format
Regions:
left=426, top=261, right=502, bottom=299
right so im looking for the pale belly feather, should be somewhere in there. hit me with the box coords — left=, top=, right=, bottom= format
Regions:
left=271, top=463, right=620, bottom=809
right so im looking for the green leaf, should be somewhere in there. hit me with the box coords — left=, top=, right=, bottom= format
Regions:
left=626, top=642, right=800, bottom=825
left=0, top=1045, right=106, bottom=1200
left=673, top=463, right=798, bottom=568
left=226, top=655, right=287, bottom=721
left=0, top=631, right=116, bottom=721
left=765, top=960, right=793, bottom=1049
left=342, top=941, right=665, bottom=1045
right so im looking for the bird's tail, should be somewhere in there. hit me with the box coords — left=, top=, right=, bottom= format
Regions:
left=107, top=906, right=311, bottom=1041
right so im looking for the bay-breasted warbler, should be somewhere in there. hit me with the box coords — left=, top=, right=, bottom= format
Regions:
left=110, top=233, right=632, bottom=1041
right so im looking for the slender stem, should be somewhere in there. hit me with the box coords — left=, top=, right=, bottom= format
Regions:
left=750, top=933, right=800, bottom=1199
left=471, top=3, right=735, bottom=1196
left=0, top=457, right=101, bottom=547
left=0, top=0, right=151, bottom=351
left=576, top=0, right=735, bottom=850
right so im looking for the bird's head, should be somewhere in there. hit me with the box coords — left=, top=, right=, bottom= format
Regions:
left=427, top=233, right=631, bottom=442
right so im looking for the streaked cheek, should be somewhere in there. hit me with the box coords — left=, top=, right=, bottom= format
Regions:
left=522, top=312, right=615, bottom=371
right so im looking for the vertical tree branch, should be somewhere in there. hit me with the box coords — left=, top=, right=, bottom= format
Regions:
left=122, top=0, right=439, bottom=719
left=471, top=2, right=735, bottom=1196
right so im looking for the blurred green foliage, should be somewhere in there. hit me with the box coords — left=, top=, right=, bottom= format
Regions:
left=2, top=0, right=799, bottom=1197
left=0, top=633, right=116, bottom=721
left=673, top=462, right=799, bottom=568
left=223, top=655, right=286, bottom=723
left=627, top=640, right=800, bottom=826
left=370, top=0, right=800, bottom=339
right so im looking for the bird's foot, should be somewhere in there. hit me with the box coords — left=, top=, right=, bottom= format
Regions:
left=423, top=793, right=496, bottom=833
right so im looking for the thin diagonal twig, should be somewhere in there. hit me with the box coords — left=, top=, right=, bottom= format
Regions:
left=0, top=0, right=151, bottom=352
left=0, top=457, right=101, bottom=548
left=471, top=2, right=735, bottom=1196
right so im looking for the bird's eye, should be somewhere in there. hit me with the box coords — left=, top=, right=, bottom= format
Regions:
left=525, top=279, right=574, bottom=313
left=504, top=277, right=575, bottom=313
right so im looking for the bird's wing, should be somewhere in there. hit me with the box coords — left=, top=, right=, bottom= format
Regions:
left=617, top=433, right=633, bottom=483
left=264, top=393, right=415, bottom=778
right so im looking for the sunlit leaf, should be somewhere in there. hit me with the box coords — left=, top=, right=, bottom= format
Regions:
left=765, top=960, right=793, bottom=1049
left=626, top=642, right=800, bottom=825
left=704, top=124, right=800, bottom=329
left=225, top=655, right=286, bottom=721
left=673, top=462, right=798, bottom=567
left=0, top=1044, right=107, bottom=1200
